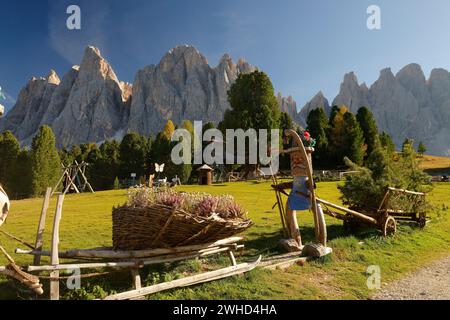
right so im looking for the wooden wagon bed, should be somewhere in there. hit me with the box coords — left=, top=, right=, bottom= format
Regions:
left=317, top=187, right=427, bottom=236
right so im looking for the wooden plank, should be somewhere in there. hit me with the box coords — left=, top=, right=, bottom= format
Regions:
left=27, top=246, right=243, bottom=272
left=316, top=197, right=378, bottom=225
left=34, top=187, right=52, bottom=266
left=104, top=256, right=261, bottom=300
left=262, top=257, right=308, bottom=270
left=17, top=237, right=243, bottom=259
left=50, top=195, right=64, bottom=300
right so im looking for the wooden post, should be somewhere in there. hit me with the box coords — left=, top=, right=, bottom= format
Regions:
left=130, top=268, right=144, bottom=300
left=33, top=187, right=52, bottom=266
left=228, top=250, right=237, bottom=266
left=75, top=161, right=94, bottom=193
left=63, top=168, right=80, bottom=194
left=51, top=167, right=68, bottom=196
left=131, top=268, right=142, bottom=290
left=50, top=195, right=64, bottom=300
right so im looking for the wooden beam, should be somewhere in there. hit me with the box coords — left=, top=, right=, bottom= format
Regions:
left=316, top=197, right=378, bottom=225
left=104, top=256, right=261, bottom=300
left=387, top=187, right=425, bottom=196
left=262, top=257, right=308, bottom=270
left=63, top=169, right=80, bottom=194
left=34, top=187, right=52, bottom=266
left=50, top=195, right=64, bottom=300
left=27, top=246, right=244, bottom=272
left=75, top=160, right=95, bottom=193
left=17, top=237, right=243, bottom=259
left=51, top=168, right=68, bottom=196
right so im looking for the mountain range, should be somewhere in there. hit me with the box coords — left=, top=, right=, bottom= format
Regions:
left=295, top=65, right=450, bottom=157
left=1, top=45, right=449, bottom=156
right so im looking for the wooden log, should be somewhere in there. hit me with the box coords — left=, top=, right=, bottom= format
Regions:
left=262, top=257, right=308, bottom=270
left=316, top=197, right=378, bottom=225
left=104, top=256, right=262, bottom=300
left=17, top=237, right=243, bottom=259
left=387, top=187, right=425, bottom=196
left=75, top=161, right=94, bottom=193
left=63, top=170, right=80, bottom=194
left=27, top=246, right=241, bottom=272
left=50, top=195, right=64, bottom=300
left=34, top=187, right=52, bottom=266
left=0, top=230, right=34, bottom=249
left=51, top=169, right=67, bottom=197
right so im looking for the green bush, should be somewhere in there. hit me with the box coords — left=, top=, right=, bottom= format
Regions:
left=338, top=145, right=432, bottom=210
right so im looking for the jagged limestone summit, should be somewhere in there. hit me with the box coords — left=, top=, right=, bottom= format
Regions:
left=1, top=46, right=450, bottom=155
left=0, top=45, right=295, bottom=148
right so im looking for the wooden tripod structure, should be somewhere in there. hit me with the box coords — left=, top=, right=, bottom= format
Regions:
left=52, top=161, right=94, bottom=196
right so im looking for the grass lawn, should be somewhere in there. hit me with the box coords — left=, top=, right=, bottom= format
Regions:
left=0, top=180, right=449, bottom=300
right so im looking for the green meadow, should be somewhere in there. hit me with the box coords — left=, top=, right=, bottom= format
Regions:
left=0, top=180, right=449, bottom=300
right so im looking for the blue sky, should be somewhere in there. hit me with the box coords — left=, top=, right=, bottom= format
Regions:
left=1, top=0, right=450, bottom=112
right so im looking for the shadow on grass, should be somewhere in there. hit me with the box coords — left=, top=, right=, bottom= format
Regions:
left=243, top=222, right=382, bottom=258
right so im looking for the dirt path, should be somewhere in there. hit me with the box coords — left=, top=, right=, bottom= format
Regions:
left=373, top=255, right=450, bottom=300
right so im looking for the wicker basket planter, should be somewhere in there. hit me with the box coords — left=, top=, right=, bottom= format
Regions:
left=112, top=204, right=253, bottom=250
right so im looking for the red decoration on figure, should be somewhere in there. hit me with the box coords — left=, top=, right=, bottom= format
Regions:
left=303, top=131, right=310, bottom=141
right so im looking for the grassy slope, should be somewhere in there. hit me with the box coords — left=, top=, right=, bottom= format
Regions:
left=0, top=181, right=449, bottom=300
left=420, top=155, right=450, bottom=175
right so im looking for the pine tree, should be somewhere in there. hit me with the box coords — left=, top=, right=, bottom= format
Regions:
left=356, top=106, right=380, bottom=158
left=327, top=106, right=348, bottom=166
left=280, top=112, right=294, bottom=131
left=306, top=108, right=329, bottom=168
left=379, top=132, right=396, bottom=154
left=402, top=138, right=414, bottom=156
left=222, top=70, right=281, bottom=131
left=119, top=133, right=148, bottom=179
left=0, top=131, right=20, bottom=195
left=417, top=141, right=427, bottom=157
left=342, top=112, right=365, bottom=166
left=30, top=126, right=61, bottom=196
left=221, top=70, right=281, bottom=176
left=12, top=150, right=33, bottom=199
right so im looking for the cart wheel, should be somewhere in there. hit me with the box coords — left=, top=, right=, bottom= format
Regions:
left=381, top=216, right=396, bottom=236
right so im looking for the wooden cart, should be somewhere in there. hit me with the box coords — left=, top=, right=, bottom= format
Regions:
left=317, top=187, right=427, bottom=236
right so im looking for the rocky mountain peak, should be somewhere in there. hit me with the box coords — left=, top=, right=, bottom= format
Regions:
left=78, top=46, right=119, bottom=82
left=377, top=68, right=396, bottom=82
left=333, top=71, right=371, bottom=112
left=343, top=71, right=358, bottom=84
left=396, top=63, right=426, bottom=81
left=298, top=91, right=330, bottom=128
left=160, top=45, right=209, bottom=71
left=1, top=44, right=282, bottom=148
left=46, top=69, right=60, bottom=85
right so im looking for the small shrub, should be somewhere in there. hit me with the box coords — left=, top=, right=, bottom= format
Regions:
left=339, top=146, right=432, bottom=210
